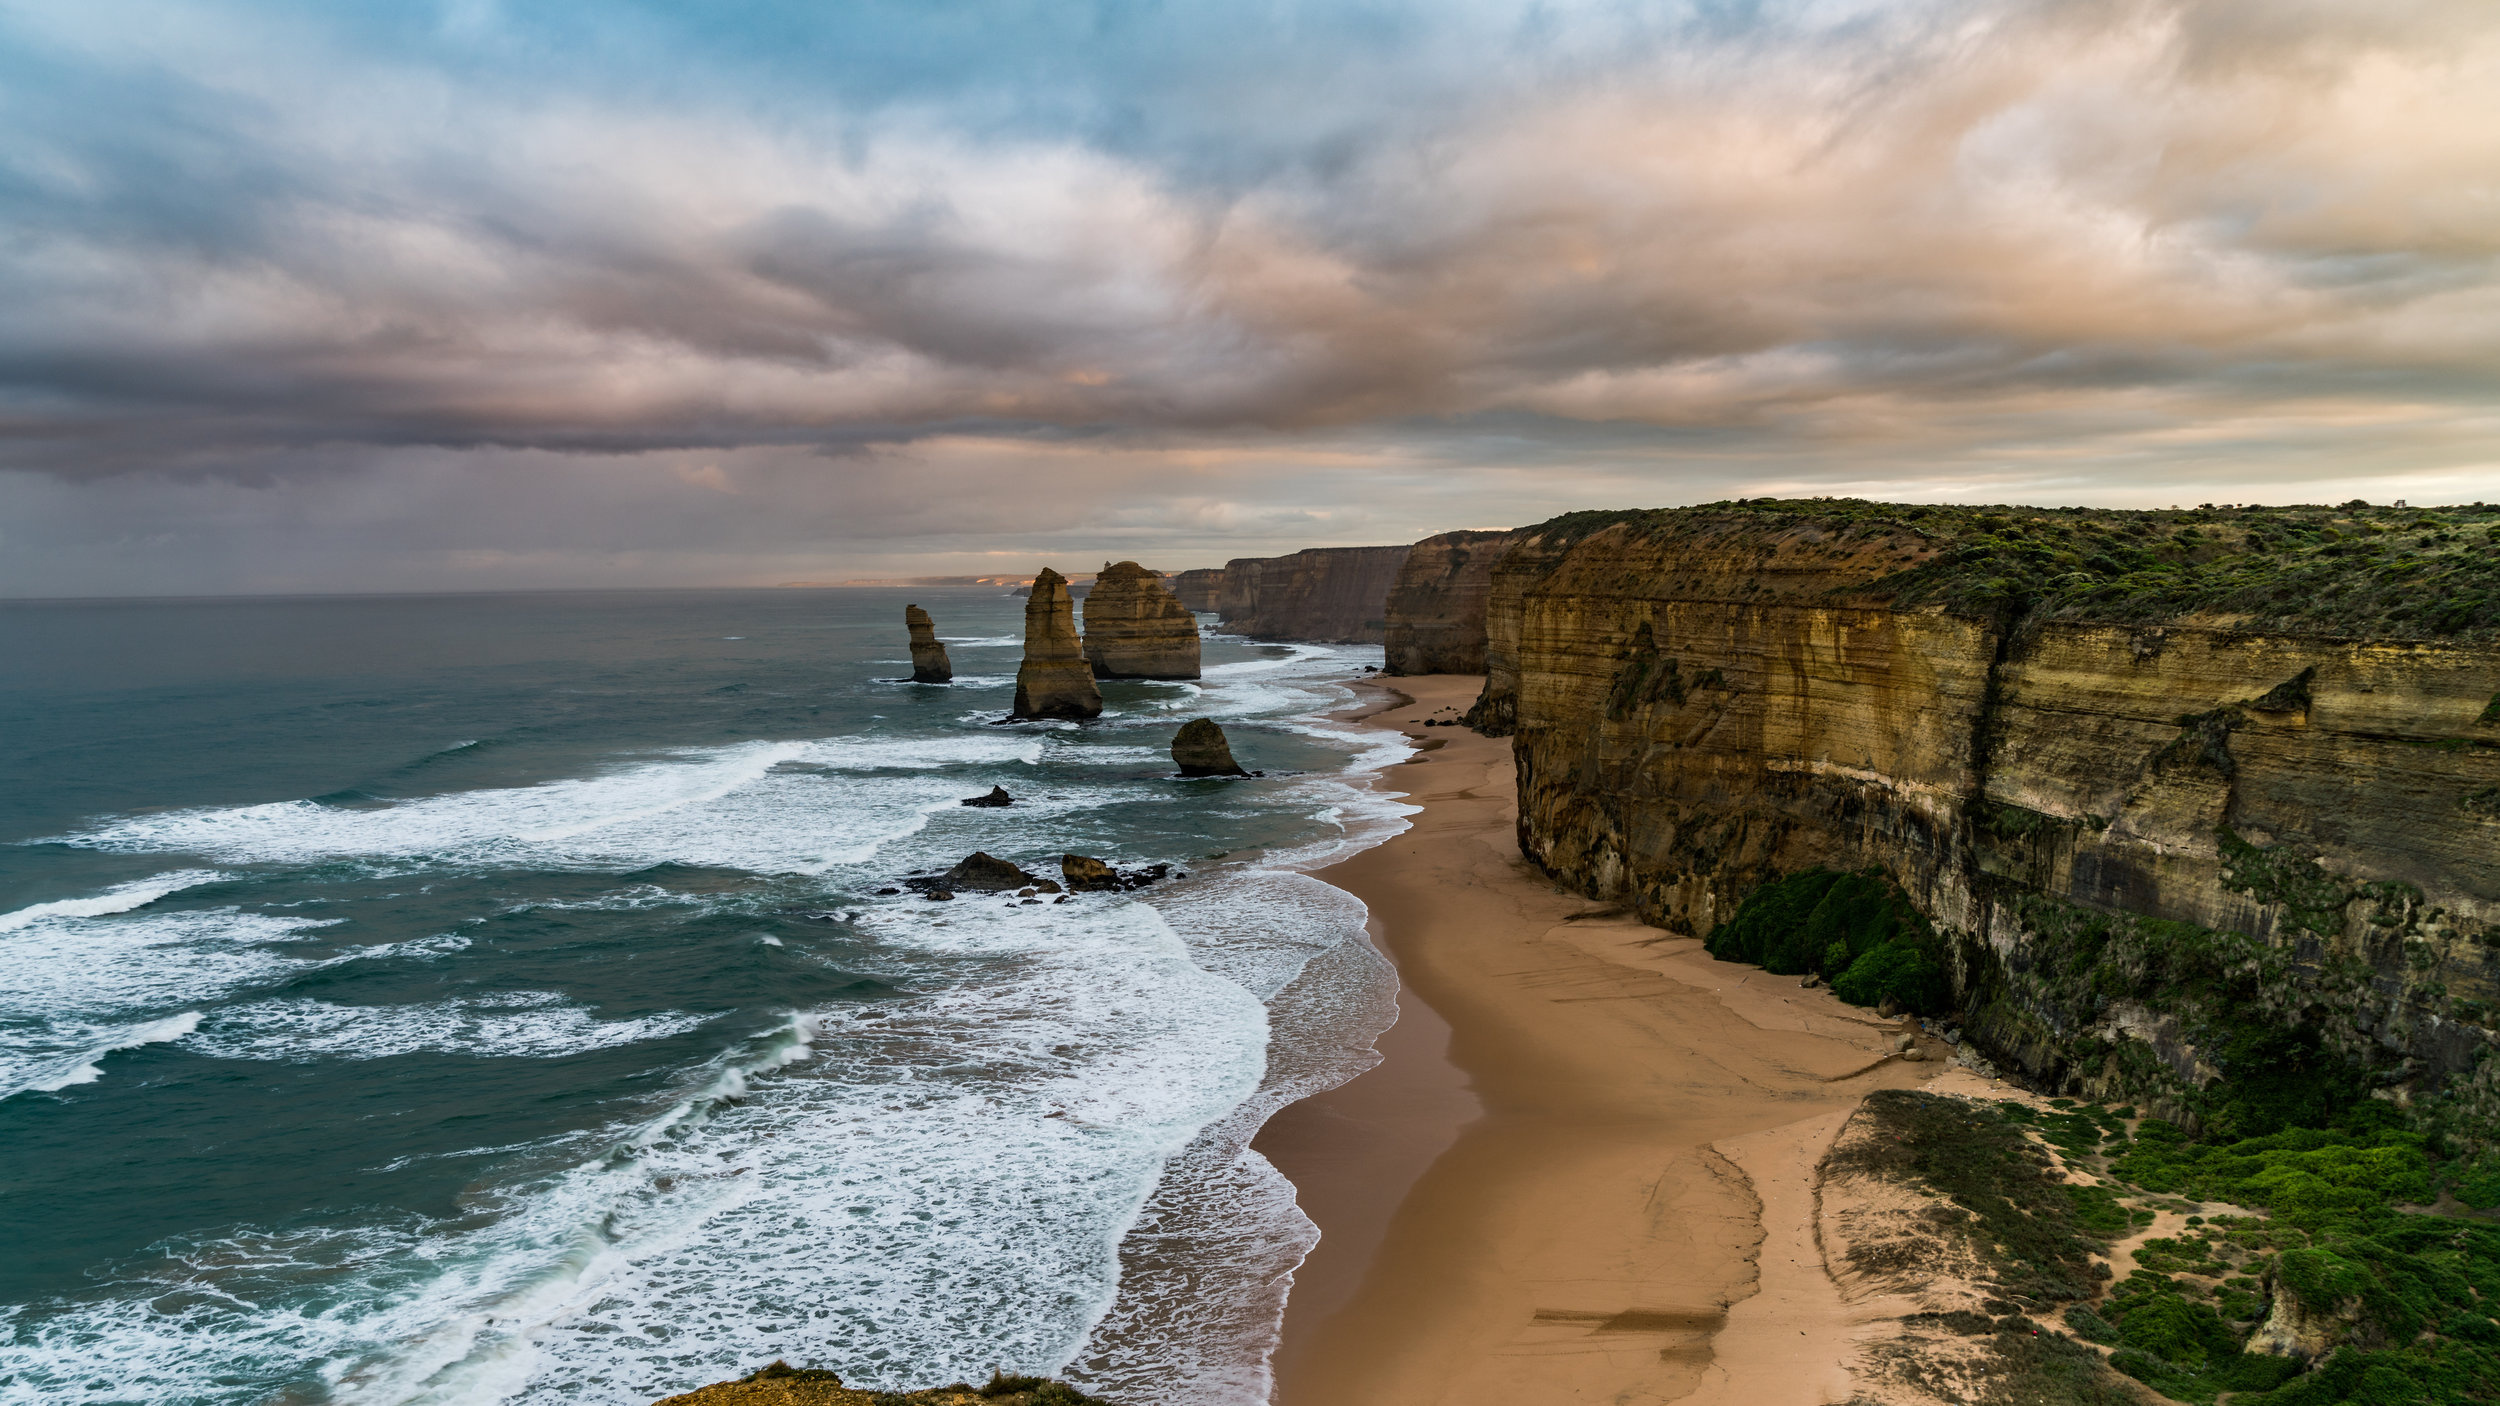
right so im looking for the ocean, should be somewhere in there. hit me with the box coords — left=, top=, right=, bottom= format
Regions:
left=0, top=587, right=1412, bottom=1406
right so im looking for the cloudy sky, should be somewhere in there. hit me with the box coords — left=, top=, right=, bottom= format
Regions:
left=2, top=0, right=2495, bottom=595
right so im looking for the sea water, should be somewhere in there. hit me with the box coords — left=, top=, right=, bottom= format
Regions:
left=0, top=588, right=1413, bottom=1406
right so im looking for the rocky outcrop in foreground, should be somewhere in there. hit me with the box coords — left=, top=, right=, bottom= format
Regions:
left=1384, top=528, right=1519, bottom=675
left=1011, top=569, right=1102, bottom=720
left=905, top=605, right=953, bottom=683
left=1171, top=718, right=1247, bottom=776
left=1187, top=545, right=1412, bottom=643
left=1081, top=561, right=1201, bottom=679
left=653, top=1362, right=1109, bottom=1406
left=1493, top=499, right=2500, bottom=1141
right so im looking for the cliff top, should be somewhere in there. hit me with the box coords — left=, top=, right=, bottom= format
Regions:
left=1534, top=498, right=2500, bottom=642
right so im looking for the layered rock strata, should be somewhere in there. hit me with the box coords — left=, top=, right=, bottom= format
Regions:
left=1171, top=718, right=1247, bottom=776
left=1493, top=500, right=2500, bottom=1136
left=1011, top=568, right=1103, bottom=720
left=1169, top=568, right=1227, bottom=613
left=1384, top=528, right=1520, bottom=675
left=1080, top=561, right=1201, bottom=679
left=904, top=604, right=952, bottom=683
left=1197, top=545, right=1412, bottom=643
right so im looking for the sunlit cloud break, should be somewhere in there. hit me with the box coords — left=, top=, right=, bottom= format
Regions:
left=1, top=0, right=2495, bottom=594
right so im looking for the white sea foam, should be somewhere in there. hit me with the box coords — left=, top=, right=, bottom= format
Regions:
left=61, top=735, right=1046, bottom=876
left=0, top=869, right=224, bottom=932
left=189, top=996, right=715, bottom=1063
left=1, top=1010, right=204, bottom=1101
left=0, top=903, right=1270, bottom=1406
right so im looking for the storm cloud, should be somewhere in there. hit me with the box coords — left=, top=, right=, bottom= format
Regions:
left=2, top=0, right=2495, bottom=593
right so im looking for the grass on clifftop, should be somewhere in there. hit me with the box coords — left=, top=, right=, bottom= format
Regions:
left=1517, top=498, right=2500, bottom=642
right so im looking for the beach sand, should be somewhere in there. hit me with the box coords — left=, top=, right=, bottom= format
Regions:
left=1259, top=675, right=1965, bottom=1406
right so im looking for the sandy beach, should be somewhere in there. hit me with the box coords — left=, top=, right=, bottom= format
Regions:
left=1259, top=675, right=1964, bottom=1406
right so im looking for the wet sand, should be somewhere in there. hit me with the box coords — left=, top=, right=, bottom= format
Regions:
left=1259, top=675, right=1953, bottom=1406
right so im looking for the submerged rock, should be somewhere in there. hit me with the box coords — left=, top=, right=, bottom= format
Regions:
left=939, top=852, right=1035, bottom=891
left=904, top=604, right=953, bottom=683
left=1082, top=560, right=1201, bottom=679
left=1172, top=718, right=1249, bottom=777
left=1011, top=568, right=1103, bottom=720
left=960, top=786, right=1013, bottom=807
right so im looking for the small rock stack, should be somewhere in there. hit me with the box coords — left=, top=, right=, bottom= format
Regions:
left=1081, top=561, right=1202, bottom=679
left=904, top=604, right=953, bottom=683
left=1011, top=568, right=1103, bottom=720
left=1172, top=718, right=1248, bottom=777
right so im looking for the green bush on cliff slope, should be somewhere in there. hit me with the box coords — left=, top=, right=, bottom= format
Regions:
left=1702, top=868, right=1950, bottom=1014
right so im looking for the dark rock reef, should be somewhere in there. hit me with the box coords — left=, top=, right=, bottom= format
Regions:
left=651, top=1362, right=1111, bottom=1406
left=1489, top=498, right=2500, bottom=1143
left=1011, top=568, right=1102, bottom=720
left=1080, top=561, right=1201, bottom=679
left=1170, top=718, right=1247, bottom=777
left=904, top=604, right=953, bottom=683
left=959, top=786, right=1013, bottom=808
left=1383, top=528, right=1519, bottom=675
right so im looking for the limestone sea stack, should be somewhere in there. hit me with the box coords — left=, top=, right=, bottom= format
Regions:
left=1082, top=561, right=1202, bottom=679
left=904, top=604, right=952, bottom=683
left=1011, top=568, right=1103, bottom=720
left=1172, top=718, right=1248, bottom=777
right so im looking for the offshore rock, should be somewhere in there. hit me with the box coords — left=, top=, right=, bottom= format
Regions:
left=939, top=852, right=1034, bottom=891
left=1082, top=561, right=1202, bottom=679
left=959, top=786, right=1013, bottom=807
left=904, top=604, right=953, bottom=683
left=1062, top=854, right=1121, bottom=892
left=1011, top=568, right=1103, bottom=720
left=1208, top=545, right=1412, bottom=643
left=1384, top=528, right=1520, bottom=675
left=1172, top=718, right=1248, bottom=777
left=1495, top=500, right=2500, bottom=1132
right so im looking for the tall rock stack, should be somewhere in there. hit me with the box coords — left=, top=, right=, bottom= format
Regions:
left=1383, top=529, right=1521, bottom=675
left=1082, top=561, right=1202, bottom=679
left=1011, top=568, right=1103, bottom=720
left=904, top=604, right=953, bottom=683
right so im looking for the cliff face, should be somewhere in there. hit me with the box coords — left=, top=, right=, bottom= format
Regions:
left=1012, top=568, right=1103, bottom=720
left=1199, top=546, right=1412, bottom=643
left=1497, top=502, right=2500, bottom=1134
left=1169, top=568, right=1226, bottom=613
left=1081, top=561, right=1201, bottom=679
left=904, top=604, right=952, bottom=683
left=1383, top=529, right=1519, bottom=675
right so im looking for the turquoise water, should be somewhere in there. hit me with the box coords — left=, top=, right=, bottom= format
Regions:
left=0, top=588, right=1409, bottom=1405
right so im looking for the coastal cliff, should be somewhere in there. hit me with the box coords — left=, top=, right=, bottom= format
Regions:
left=1184, top=546, right=1412, bottom=643
left=1487, top=500, right=2500, bottom=1139
left=1081, top=561, right=1200, bottom=679
left=1382, top=529, right=1518, bottom=675
left=1169, top=567, right=1225, bottom=613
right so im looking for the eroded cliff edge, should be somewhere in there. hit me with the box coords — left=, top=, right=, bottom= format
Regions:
left=1383, top=529, right=1518, bottom=675
left=1486, top=499, right=2500, bottom=1144
left=1182, top=545, right=1411, bottom=643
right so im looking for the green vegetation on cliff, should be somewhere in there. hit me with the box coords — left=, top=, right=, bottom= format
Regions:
left=1701, top=868, right=1951, bottom=1015
left=1514, top=498, right=2500, bottom=641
